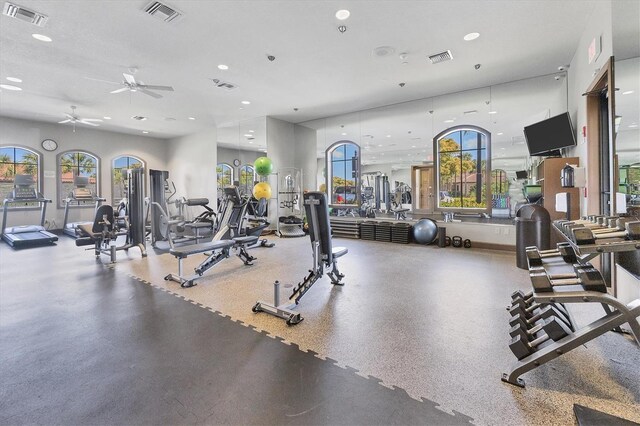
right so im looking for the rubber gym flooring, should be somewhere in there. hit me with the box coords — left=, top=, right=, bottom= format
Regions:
left=1, top=235, right=639, bottom=425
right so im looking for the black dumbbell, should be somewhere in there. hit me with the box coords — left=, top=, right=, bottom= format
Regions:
left=508, top=320, right=549, bottom=341
left=509, top=317, right=572, bottom=360
left=510, top=289, right=533, bottom=303
left=510, top=299, right=571, bottom=326
left=572, top=221, right=640, bottom=245
left=526, top=244, right=577, bottom=267
left=509, top=305, right=568, bottom=330
left=529, top=266, right=607, bottom=293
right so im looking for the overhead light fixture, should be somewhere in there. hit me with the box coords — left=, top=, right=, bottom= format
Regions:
left=249, top=130, right=254, bottom=133
left=386, top=135, right=391, bottom=138
left=103, top=116, right=112, bottom=120
left=622, top=90, right=634, bottom=95
left=411, top=145, right=416, bottom=148
left=32, top=33, right=52, bottom=42
left=335, top=9, right=350, bottom=20
left=378, top=144, right=383, bottom=147
left=337, top=25, right=347, bottom=33
left=217, top=64, right=229, bottom=70
left=244, top=134, right=252, bottom=137
left=341, top=132, right=347, bottom=136
left=488, top=111, right=498, bottom=114
left=142, top=131, right=149, bottom=134
left=6, top=77, right=22, bottom=83
left=497, top=132, right=503, bottom=136
left=444, top=119, right=454, bottom=123
left=0, top=84, right=22, bottom=91
left=630, top=124, right=638, bottom=128
left=463, top=32, right=480, bottom=41
left=188, top=117, right=196, bottom=120
left=241, top=100, right=250, bottom=105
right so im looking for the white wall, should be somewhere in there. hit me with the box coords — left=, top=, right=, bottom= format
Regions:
left=166, top=128, right=217, bottom=208
left=566, top=0, right=613, bottom=215
left=0, top=116, right=167, bottom=228
left=293, top=124, right=318, bottom=191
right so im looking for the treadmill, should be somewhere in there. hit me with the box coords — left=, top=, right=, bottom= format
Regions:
left=1, top=174, right=58, bottom=248
left=62, top=176, right=105, bottom=238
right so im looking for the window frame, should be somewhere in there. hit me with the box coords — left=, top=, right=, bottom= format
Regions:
left=433, top=125, right=492, bottom=214
left=238, top=164, right=256, bottom=197
left=325, top=140, right=361, bottom=207
left=0, top=145, right=43, bottom=210
left=216, top=163, right=234, bottom=195
left=112, top=155, right=146, bottom=205
left=57, top=150, right=101, bottom=209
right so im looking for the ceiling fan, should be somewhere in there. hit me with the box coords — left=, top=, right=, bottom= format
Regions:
left=109, top=72, right=174, bottom=98
left=58, top=105, right=102, bottom=131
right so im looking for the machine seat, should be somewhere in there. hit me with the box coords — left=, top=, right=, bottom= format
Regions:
left=332, top=247, right=348, bottom=258
left=184, top=222, right=211, bottom=229
left=184, top=198, right=210, bottom=207
left=169, top=240, right=235, bottom=258
left=77, top=223, right=99, bottom=239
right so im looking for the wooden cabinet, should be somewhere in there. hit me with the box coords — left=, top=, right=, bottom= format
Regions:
left=536, top=157, right=580, bottom=221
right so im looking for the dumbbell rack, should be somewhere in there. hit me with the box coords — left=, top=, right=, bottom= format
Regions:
left=502, top=288, right=640, bottom=387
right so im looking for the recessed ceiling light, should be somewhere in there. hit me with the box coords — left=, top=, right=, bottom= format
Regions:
left=249, top=141, right=253, bottom=144
left=241, top=100, right=251, bottom=105
left=6, top=77, right=22, bottom=83
left=142, top=131, right=149, bottom=134
left=411, top=145, right=416, bottom=148
left=32, top=33, right=52, bottom=42
left=188, top=117, right=196, bottom=120
left=244, top=134, right=252, bottom=137
left=497, top=132, right=503, bottom=135
left=239, top=107, right=244, bottom=110
left=444, top=119, right=454, bottom=123
left=0, top=84, right=22, bottom=91
left=103, top=116, right=112, bottom=120
left=249, top=130, right=254, bottom=133
left=386, top=135, right=391, bottom=138
left=217, top=64, right=229, bottom=70
left=463, top=32, right=480, bottom=41
left=622, top=90, right=634, bottom=95
left=629, top=124, right=638, bottom=128
left=488, top=111, right=498, bottom=114
left=341, top=132, right=347, bottom=136
left=335, top=9, right=350, bottom=20
left=378, top=144, right=383, bottom=147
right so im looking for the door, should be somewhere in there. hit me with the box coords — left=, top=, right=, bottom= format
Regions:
left=412, top=166, right=434, bottom=213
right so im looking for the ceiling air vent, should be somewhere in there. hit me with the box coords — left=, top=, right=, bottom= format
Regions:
left=131, top=115, right=148, bottom=121
left=463, top=110, right=478, bottom=115
left=210, top=79, right=238, bottom=91
left=428, top=50, right=453, bottom=64
left=144, top=1, right=182, bottom=23
left=3, top=2, right=48, bottom=26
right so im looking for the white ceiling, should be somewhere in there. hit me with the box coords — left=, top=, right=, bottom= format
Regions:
left=1, top=0, right=605, bottom=139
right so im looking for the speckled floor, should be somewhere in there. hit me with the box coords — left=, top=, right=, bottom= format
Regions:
left=116, top=235, right=640, bottom=425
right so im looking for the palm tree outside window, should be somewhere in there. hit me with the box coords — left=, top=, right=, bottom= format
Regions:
left=0, top=146, right=40, bottom=207
left=58, top=151, right=99, bottom=207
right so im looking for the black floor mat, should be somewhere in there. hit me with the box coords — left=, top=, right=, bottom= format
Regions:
left=574, top=404, right=639, bottom=426
left=0, top=266, right=473, bottom=425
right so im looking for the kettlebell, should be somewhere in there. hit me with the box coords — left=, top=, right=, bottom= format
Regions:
left=463, top=239, right=472, bottom=248
left=452, top=236, right=463, bottom=248
left=445, top=236, right=451, bottom=247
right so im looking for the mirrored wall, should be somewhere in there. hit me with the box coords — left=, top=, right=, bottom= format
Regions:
left=299, top=72, right=568, bottom=215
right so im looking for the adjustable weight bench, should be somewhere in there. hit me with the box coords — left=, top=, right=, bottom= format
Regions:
left=252, top=191, right=348, bottom=325
left=164, top=235, right=259, bottom=288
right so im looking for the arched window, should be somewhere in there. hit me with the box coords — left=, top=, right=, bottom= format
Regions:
left=0, top=146, right=41, bottom=207
left=217, top=163, right=233, bottom=188
left=112, top=155, right=145, bottom=205
left=238, top=165, right=255, bottom=196
left=58, top=150, right=99, bottom=207
left=325, top=141, right=360, bottom=206
left=434, top=126, right=491, bottom=212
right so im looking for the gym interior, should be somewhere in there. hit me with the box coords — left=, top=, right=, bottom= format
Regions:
left=1, top=1, right=639, bottom=425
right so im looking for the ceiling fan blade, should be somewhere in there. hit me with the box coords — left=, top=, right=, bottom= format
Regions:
left=65, top=113, right=74, bottom=119
left=84, top=76, right=121, bottom=85
left=141, top=84, right=174, bottom=91
left=58, top=119, right=71, bottom=124
left=82, top=118, right=103, bottom=122
left=79, top=120, right=100, bottom=127
left=139, top=88, right=162, bottom=99
left=123, top=73, right=137, bottom=85
left=110, top=87, right=129, bottom=94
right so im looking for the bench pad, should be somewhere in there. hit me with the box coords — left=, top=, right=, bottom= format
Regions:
left=170, top=240, right=235, bottom=258
left=233, top=236, right=259, bottom=245
left=332, top=247, right=348, bottom=258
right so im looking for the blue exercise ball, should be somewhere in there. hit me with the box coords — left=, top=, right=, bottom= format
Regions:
left=412, top=219, right=438, bottom=244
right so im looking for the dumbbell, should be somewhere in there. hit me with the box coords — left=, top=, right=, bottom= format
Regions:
left=525, top=244, right=577, bottom=267
left=529, top=265, right=607, bottom=292
left=572, top=217, right=632, bottom=236
left=509, top=317, right=572, bottom=360
left=508, top=318, right=556, bottom=341
left=572, top=221, right=640, bottom=245
left=509, top=304, right=569, bottom=330
left=510, top=297, right=571, bottom=324
left=510, top=289, right=533, bottom=303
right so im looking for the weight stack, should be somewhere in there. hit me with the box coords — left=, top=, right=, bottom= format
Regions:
left=360, top=221, right=376, bottom=240
left=391, top=222, right=412, bottom=244
left=375, top=221, right=392, bottom=242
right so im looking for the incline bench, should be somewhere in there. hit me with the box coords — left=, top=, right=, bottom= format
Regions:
left=252, top=191, right=348, bottom=325
left=164, top=235, right=258, bottom=288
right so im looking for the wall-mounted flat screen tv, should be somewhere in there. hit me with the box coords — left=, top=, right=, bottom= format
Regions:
left=524, top=112, right=577, bottom=156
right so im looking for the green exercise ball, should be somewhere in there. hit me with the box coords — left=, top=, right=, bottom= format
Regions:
left=254, top=157, right=273, bottom=176
left=252, top=182, right=272, bottom=200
